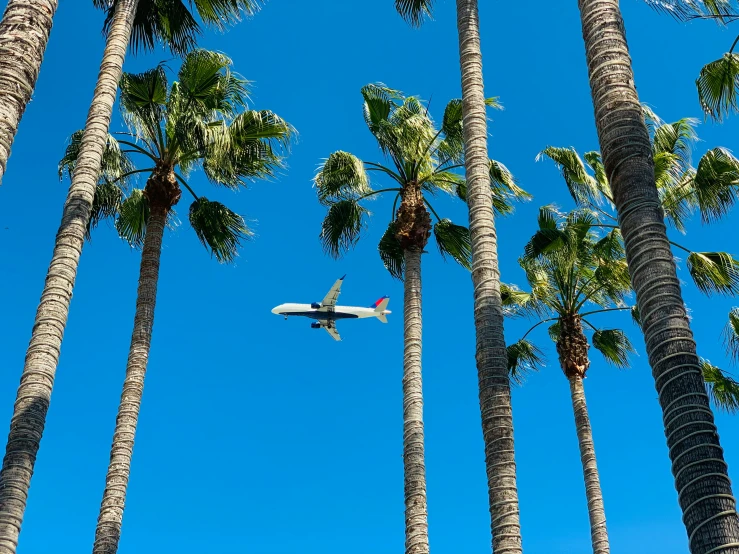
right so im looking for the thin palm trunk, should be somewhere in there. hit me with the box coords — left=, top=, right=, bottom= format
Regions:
left=578, top=2, right=739, bottom=552
left=93, top=206, right=166, bottom=554
left=0, top=2, right=138, bottom=552
left=568, top=375, right=609, bottom=554
left=402, top=248, right=429, bottom=554
left=0, top=0, right=57, bottom=183
left=454, top=1, right=523, bottom=552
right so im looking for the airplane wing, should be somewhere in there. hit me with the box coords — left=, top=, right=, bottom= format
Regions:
left=320, top=275, right=345, bottom=310
left=323, top=324, right=341, bottom=341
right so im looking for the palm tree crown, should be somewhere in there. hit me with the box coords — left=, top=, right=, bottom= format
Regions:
left=505, top=207, right=635, bottom=381
left=61, top=49, right=292, bottom=259
left=95, top=0, right=265, bottom=54
left=315, top=83, right=528, bottom=275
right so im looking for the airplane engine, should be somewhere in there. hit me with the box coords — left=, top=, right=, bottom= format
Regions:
left=310, top=322, right=321, bottom=329
left=310, top=302, right=321, bottom=309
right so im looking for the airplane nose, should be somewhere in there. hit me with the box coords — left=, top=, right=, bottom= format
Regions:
left=271, top=306, right=280, bottom=314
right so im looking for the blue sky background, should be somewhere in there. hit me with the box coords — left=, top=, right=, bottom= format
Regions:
left=0, top=1, right=738, bottom=553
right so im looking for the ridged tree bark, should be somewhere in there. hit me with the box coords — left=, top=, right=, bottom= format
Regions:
left=93, top=206, right=166, bottom=554
left=578, top=1, right=739, bottom=552
left=402, top=248, right=429, bottom=554
left=0, top=2, right=138, bottom=552
left=569, top=377, right=609, bottom=554
left=455, top=1, right=523, bottom=552
left=0, top=0, right=57, bottom=183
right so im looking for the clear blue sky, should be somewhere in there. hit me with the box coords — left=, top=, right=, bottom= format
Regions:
left=0, top=1, right=738, bottom=553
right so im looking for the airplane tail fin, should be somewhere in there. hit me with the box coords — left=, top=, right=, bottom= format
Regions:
left=371, top=296, right=390, bottom=323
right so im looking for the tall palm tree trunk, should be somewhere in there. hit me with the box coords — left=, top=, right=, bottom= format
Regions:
left=578, top=2, right=739, bottom=552
left=0, top=2, right=138, bottom=552
left=93, top=206, right=166, bottom=554
left=0, top=0, right=57, bottom=184
left=402, top=248, right=430, bottom=554
left=454, top=1, right=523, bottom=552
left=568, top=376, right=609, bottom=554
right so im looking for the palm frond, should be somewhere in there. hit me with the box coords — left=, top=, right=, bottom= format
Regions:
left=697, top=53, right=739, bottom=121
left=119, top=65, right=168, bottom=142
left=507, top=338, right=545, bottom=385
left=489, top=159, right=531, bottom=215
left=548, top=321, right=561, bottom=342
left=188, top=197, right=250, bottom=263
left=59, top=130, right=136, bottom=186
left=434, top=219, right=471, bottom=270
left=177, top=49, right=249, bottom=117
left=701, top=358, right=739, bottom=413
left=692, top=147, right=739, bottom=222
left=631, top=305, right=642, bottom=328
left=314, top=152, right=371, bottom=206
left=102, top=0, right=263, bottom=55
left=652, top=118, right=698, bottom=171
left=583, top=151, right=611, bottom=198
left=379, top=221, right=405, bottom=280
left=395, top=0, right=434, bottom=27
left=116, top=189, right=150, bottom=248
left=87, top=183, right=124, bottom=240
left=202, top=109, right=292, bottom=187
left=642, top=104, right=665, bottom=136
left=593, top=228, right=625, bottom=260
left=319, top=199, right=368, bottom=259
left=592, top=329, right=635, bottom=368
left=723, top=307, right=739, bottom=363
left=523, top=205, right=569, bottom=260
left=537, top=146, right=602, bottom=205
left=500, top=283, right=547, bottom=318
left=361, top=83, right=400, bottom=138
left=686, top=251, right=739, bottom=295
left=644, top=0, right=736, bottom=21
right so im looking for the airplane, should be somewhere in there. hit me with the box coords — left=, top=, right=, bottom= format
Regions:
left=271, top=275, right=391, bottom=341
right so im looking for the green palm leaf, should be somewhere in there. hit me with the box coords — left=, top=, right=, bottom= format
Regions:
left=701, top=358, right=739, bottom=413
left=697, top=53, right=739, bottom=121
left=59, top=130, right=136, bottom=186
left=631, top=305, right=642, bottom=328
left=379, top=221, right=405, bottom=280
left=537, top=146, right=602, bottom=205
left=119, top=66, right=168, bottom=141
left=101, top=0, right=264, bottom=55
left=434, top=219, right=471, bottom=270
left=87, top=183, right=124, bottom=240
left=116, top=189, right=150, bottom=248
left=489, top=160, right=531, bottom=215
left=686, top=251, right=739, bottom=295
left=319, top=199, right=368, bottom=259
left=507, top=338, right=545, bottom=385
left=724, top=308, right=739, bottom=363
left=500, top=283, right=547, bottom=318
left=592, top=329, right=635, bottom=368
left=692, top=147, right=739, bottom=223
left=177, top=49, right=249, bottom=116
left=395, top=0, right=433, bottom=26
left=548, top=321, right=561, bottom=342
left=314, top=151, right=371, bottom=205
left=644, top=0, right=735, bottom=20
left=188, top=197, right=250, bottom=263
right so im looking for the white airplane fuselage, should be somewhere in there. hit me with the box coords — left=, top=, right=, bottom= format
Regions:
left=271, top=303, right=391, bottom=321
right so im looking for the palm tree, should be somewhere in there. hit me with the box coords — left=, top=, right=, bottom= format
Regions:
left=59, top=50, right=291, bottom=554
left=506, top=208, right=739, bottom=554
left=394, top=2, right=524, bottom=551
left=506, top=207, right=636, bottom=554
left=0, top=0, right=58, bottom=184
left=314, top=83, right=528, bottom=554
left=0, top=2, right=263, bottom=551
left=576, top=1, right=739, bottom=551
left=538, top=109, right=739, bottom=299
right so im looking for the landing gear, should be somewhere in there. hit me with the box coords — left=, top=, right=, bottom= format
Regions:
left=283, top=315, right=288, bottom=320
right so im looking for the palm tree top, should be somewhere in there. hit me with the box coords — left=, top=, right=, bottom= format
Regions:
left=60, top=49, right=293, bottom=263
left=644, top=0, right=738, bottom=21
left=95, top=0, right=266, bottom=55
left=504, top=207, right=635, bottom=382
left=314, top=83, right=528, bottom=279
left=395, top=0, right=434, bottom=27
